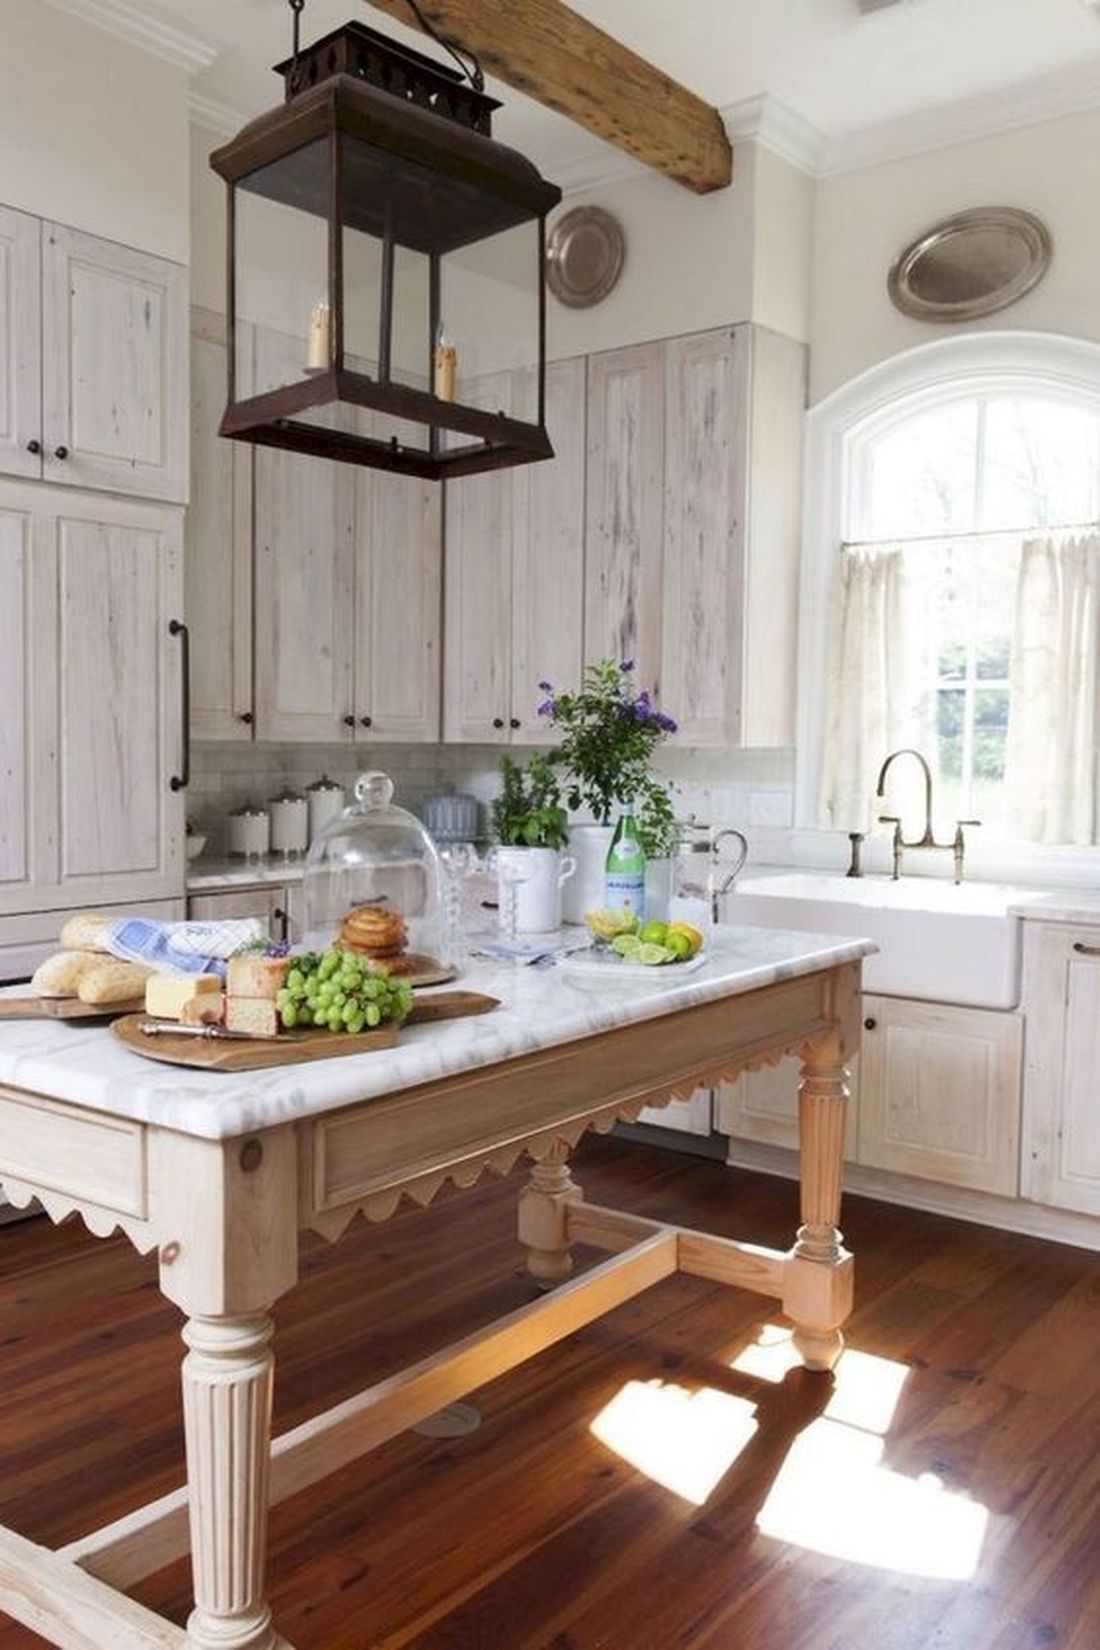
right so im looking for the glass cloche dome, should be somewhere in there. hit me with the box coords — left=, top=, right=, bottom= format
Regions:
left=302, top=772, right=447, bottom=964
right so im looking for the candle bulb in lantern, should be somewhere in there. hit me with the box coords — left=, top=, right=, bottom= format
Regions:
left=434, top=323, right=457, bottom=401
left=307, top=299, right=331, bottom=370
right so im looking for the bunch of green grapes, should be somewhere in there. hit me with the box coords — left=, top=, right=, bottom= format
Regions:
left=277, top=948, right=414, bottom=1034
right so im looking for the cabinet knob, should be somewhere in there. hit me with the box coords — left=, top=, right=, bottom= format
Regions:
left=492, top=717, right=505, bottom=730
left=342, top=714, right=356, bottom=728
left=26, top=439, right=41, bottom=455
left=238, top=711, right=253, bottom=726
left=510, top=717, right=521, bottom=730
left=864, top=1016, right=877, bottom=1031
left=360, top=715, right=373, bottom=729
left=54, top=445, right=69, bottom=460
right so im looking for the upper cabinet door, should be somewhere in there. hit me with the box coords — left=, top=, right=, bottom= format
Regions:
left=662, top=328, right=749, bottom=747
left=444, top=372, right=516, bottom=744
left=51, top=494, right=184, bottom=910
left=585, top=342, right=664, bottom=696
left=512, top=357, right=587, bottom=744
left=42, top=224, right=187, bottom=502
left=0, top=207, right=42, bottom=480
left=186, top=309, right=254, bottom=741
left=253, top=327, right=356, bottom=744
left=355, top=448, right=442, bottom=744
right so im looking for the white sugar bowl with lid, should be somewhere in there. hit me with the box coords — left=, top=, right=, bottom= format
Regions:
left=306, top=774, right=347, bottom=841
left=269, top=789, right=309, bottom=859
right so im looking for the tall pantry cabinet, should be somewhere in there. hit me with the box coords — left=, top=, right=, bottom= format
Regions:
left=0, top=202, right=187, bottom=967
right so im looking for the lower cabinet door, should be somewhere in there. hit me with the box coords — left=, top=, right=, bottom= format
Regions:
left=858, top=995, right=1022, bottom=1195
left=638, top=1087, right=713, bottom=1136
left=717, top=1055, right=860, bottom=1160
left=187, top=886, right=291, bottom=945
left=1021, top=924, right=1100, bottom=1215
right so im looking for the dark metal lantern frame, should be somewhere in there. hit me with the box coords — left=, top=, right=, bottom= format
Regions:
left=210, top=21, right=562, bottom=479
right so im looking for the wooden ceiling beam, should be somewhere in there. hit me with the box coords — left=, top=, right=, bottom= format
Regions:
left=365, top=0, right=733, bottom=194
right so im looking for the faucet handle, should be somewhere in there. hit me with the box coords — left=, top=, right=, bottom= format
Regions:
left=953, top=817, right=981, bottom=841
left=878, top=814, right=901, bottom=829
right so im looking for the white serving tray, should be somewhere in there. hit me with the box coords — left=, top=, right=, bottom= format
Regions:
left=560, top=949, right=708, bottom=981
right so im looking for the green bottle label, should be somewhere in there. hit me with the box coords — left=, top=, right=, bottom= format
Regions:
left=605, top=810, right=646, bottom=922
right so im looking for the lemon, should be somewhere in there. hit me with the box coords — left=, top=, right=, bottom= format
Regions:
left=641, top=921, right=669, bottom=946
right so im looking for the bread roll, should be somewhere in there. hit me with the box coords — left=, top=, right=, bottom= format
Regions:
left=31, top=950, right=103, bottom=998
left=59, top=913, right=113, bottom=953
left=77, top=960, right=154, bottom=1006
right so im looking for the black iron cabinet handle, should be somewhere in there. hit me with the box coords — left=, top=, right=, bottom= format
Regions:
left=169, top=619, right=190, bottom=792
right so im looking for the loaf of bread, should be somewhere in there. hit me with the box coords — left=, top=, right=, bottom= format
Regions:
left=59, top=913, right=113, bottom=953
left=226, top=954, right=290, bottom=1000
left=31, top=950, right=104, bottom=998
left=225, top=996, right=279, bottom=1037
left=77, top=960, right=155, bottom=1006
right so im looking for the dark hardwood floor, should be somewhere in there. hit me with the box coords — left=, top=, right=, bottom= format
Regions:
left=2, top=1136, right=1099, bottom=1650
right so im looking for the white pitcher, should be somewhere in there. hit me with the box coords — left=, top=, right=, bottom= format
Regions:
left=494, top=847, right=577, bottom=935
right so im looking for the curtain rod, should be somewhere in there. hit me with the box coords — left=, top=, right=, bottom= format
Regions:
left=843, top=520, right=1100, bottom=550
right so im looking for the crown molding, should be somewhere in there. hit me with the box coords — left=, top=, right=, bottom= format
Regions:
left=189, top=90, right=249, bottom=137
left=43, top=0, right=220, bottom=72
left=721, top=95, right=825, bottom=176
left=822, top=55, right=1100, bottom=174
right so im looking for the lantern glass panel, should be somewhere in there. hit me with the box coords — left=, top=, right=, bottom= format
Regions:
left=440, top=220, right=540, bottom=423
left=234, top=141, right=332, bottom=404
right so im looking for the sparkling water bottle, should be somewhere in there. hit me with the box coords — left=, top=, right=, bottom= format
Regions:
left=605, top=805, right=646, bottom=924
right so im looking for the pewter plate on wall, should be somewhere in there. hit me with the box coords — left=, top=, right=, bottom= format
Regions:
left=546, top=206, right=625, bottom=308
left=888, top=207, right=1051, bottom=322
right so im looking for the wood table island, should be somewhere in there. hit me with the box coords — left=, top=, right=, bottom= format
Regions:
left=0, top=925, right=872, bottom=1650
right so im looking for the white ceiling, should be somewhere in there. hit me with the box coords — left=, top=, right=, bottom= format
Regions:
left=65, top=0, right=1100, bottom=178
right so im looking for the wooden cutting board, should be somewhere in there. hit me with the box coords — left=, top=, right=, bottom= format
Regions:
left=0, top=994, right=146, bottom=1021
left=109, top=991, right=500, bottom=1073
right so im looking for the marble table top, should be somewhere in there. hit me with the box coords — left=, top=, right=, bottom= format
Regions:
left=1006, top=889, right=1100, bottom=924
left=0, top=927, right=874, bottom=1143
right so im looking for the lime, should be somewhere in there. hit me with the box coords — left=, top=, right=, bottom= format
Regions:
left=612, top=934, right=643, bottom=958
left=665, top=931, right=693, bottom=961
left=668, top=921, right=704, bottom=956
left=638, top=942, right=670, bottom=966
left=641, top=921, right=669, bottom=946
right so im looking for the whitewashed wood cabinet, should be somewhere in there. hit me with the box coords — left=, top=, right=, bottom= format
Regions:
left=584, top=325, right=804, bottom=745
left=1021, top=923, right=1100, bottom=1215
left=186, top=310, right=254, bottom=739
left=857, top=994, right=1021, bottom=1195
left=0, top=205, right=41, bottom=480
left=718, top=1055, right=861, bottom=1160
left=0, top=481, right=185, bottom=917
left=444, top=357, right=586, bottom=744
left=187, top=886, right=294, bottom=946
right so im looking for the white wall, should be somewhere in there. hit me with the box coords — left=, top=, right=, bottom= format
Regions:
left=0, top=0, right=189, bottom=262
left=809, top=106, right=1100, bottom=403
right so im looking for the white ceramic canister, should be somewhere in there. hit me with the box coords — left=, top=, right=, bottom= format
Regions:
left=227, top=803, right=270, bottom=861
left=269, top=789, right=309, bottom=858
left=306, top=774, right=347, bottom=841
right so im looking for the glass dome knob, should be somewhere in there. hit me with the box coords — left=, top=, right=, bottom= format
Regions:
left=355, top=771, right=394, bottom=809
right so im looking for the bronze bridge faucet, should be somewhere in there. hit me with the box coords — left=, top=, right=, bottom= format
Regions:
left=874, top=748, right=980, bottom=883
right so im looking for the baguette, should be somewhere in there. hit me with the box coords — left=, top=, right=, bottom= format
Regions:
left=31, top=950, right=103, bottom=999
left=77, top=960, right=155, bottom=1006
left=59, top=913, right=113, bottom=954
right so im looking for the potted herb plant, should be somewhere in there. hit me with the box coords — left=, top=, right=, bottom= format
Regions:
left=536, top=660, right=679, bottom=921
left=489, top=755, right=576, bottom=934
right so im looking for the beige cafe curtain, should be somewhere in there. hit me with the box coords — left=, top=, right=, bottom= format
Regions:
left=819, top=542, right=932, bottom=833
left=1005, top=532, right=1100, bottom=845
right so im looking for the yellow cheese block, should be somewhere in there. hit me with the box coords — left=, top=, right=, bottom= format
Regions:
left=144, top=972, right=221, bottom=1021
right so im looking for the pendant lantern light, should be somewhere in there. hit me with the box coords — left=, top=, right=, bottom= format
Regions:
left=210, top=3, right=562, bottom=478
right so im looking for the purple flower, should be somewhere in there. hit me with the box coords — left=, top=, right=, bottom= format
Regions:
left=537, top=680, right=553, bottom=692
left=635, top=690, right=652, bottom=717
left=654, top=711, right=678, bottom=734
left=537, top=698, right=555, bottom=718
left=619, top=659, right=635, bottom=673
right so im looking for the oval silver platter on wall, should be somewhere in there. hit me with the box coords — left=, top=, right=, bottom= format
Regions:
left=888, top=206, right=1052, bottom=322
left=546, top=206, right=625, bottom=308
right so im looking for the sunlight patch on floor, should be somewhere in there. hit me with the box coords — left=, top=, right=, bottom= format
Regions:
left=589, top=1378, right=758, bottom=1505
left=756, top=1417, right=989, bottom=1580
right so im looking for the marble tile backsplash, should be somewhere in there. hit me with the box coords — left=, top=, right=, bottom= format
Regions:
left=189, top=741, right=797, bottom=856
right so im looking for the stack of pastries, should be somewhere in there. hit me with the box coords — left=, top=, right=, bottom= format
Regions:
left=338, top=905, right=415, bottom=974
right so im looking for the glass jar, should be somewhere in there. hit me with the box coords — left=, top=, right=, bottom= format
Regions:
left=301, top=772, right=447, bottom=962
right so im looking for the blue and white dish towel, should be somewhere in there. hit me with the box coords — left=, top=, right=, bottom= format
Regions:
left=99, top=918, right=266, bottom=979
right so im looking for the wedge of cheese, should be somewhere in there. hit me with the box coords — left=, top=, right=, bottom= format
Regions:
left=145, top=972, right=221, bottom=1021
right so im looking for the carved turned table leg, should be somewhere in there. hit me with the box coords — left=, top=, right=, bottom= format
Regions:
left=784, top=1029, right=854, bottom=1372
left=518, top=1141, right=582, bottom=1289
left=182, top=1313, right=278, bottom=1650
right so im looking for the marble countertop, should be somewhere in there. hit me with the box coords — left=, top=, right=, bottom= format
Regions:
left=1007, top=889, right=1100, bottom=924
left=186, top=856, right=306, bottom=892
left=0, top=927, right=874, bottom=1143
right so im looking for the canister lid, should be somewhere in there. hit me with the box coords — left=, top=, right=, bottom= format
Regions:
left=230, top=802, right=269, bottom=818
left=306, top=773, right=344, bottom=793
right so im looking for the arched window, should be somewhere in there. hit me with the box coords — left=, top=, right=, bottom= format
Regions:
left=797, top=335, right=1100, bottom=847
